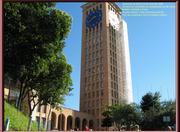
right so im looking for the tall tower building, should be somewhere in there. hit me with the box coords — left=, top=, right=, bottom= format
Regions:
left=80, top=2, right=133, bottom=129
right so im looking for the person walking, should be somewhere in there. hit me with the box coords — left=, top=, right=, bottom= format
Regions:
left=85, top=126, right=89, bottom=131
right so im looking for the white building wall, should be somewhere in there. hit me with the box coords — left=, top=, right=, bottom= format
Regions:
left=120, top=20, right=133, bottom=104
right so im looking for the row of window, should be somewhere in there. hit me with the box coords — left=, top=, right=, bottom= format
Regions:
left=111, top=73, right=118, bottom=82
left=86, top=22, right=102, bottom=35
left=85, top=108, right=100, bottom=116
left=84, top=102, right=103, bottom=114
left=108, top=4, right=118, bottom=14
left=85, top=49, right=103, bottom=60
left=86, top=42, right=102, bottom=51
left=110, top=50, right=117, bottom=59
left=112, top=99, right=119, bottom=105
left=109, top=24, right=117, bottom=37
left=85, top=72, right=104, bottom=82
left=86, top=33, right=102, bottom=44
left=84, top=85, right=103, bottom=91
left=84, top=90, right=104, bottom=98
left=84, top=81, right=104, bottom=92
left=86, top=37, right=102, bottom=47
left=110, top=42, right=117, bottom=51
left=111, top=80, right=119, bottom=90
left=85, top=56, right=104, bottom=67
left=111, top=65, right=118, bottom=74
left=110, top=57, right=117, bottom=66
left=111, top=90, right=118, bottom=98
left=86, top=64, right=103, bottom=73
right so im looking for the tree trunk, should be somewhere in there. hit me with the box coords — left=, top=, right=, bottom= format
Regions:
left=38, top=105, right=41, bottom=130
left=27, top=91, right=32, bottom=131
left=27, top=90, right=39, bottom=131
left=17, top=83, right=23, bottom=110
left=46, top=106, right=52, bottom=130
left=27, top=114, right=32, bottom=131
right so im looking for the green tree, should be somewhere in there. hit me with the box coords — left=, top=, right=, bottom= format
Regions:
left=140, top=92, right=161, bottom=112
left=160, top=100, right=176, bottom=129
left=26, top=54, right=72, bottom=130
left=139, top=92, right=176, bottom=130
left=4, top=2, right=72, bottom=110
left=101, top=109, right=113, bottom=130
left=113, top=104, right=140, bottom=130
left=4, top=2, right=73, bottom=130
left=140, top=92, right=161, bottom=130
left=102, top=104, right=141, bottom=130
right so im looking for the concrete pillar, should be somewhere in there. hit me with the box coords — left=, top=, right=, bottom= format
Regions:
left=54, top=114, right=58, bottom=129
left=64, top=116, right=67, bottom=131
left=72, top=117, right=75, bottom=130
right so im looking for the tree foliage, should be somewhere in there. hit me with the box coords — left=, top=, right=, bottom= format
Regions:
left=102, top=92, right=176, bottom=131
left=101, top=109, right=113, bottom=130
left=140, top=92, right=176, bottom=130
left=140, top=92, right=161, bottom=112
left=4, top=2, right=73, bottom=130
left=102, top=104, right=141, bottom=130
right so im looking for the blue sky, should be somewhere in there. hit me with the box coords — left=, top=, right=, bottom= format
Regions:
left=56, top=2, right=176, bottom=111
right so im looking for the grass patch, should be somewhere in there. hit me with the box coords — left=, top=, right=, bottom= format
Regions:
left=4, top=101, right=44, bottom=131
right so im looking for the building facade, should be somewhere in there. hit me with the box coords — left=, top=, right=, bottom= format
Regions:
left=80, top=2, right=133, bottom=130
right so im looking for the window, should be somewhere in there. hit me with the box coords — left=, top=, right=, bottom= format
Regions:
left=97, top=108, right=99, bottom=114
left=88, top=92, right=91, bottom=98
left=84, top=101, right=87, bottom=107
left=96, top=91, right=99, bottom=97
left=100, top=73, right=103, bottom=79
left=111, top=74, right=113, bottom=80
left=92, top=109, right=95, bottom=115
left=101, top=90, right=103, bottom=96
left=97, top=119, right=99, bottom=127
left=100, top=4, right=102, bottom=9
left=100, top=23, right=102, bottom=31
left=96, top=82, right=99, bottom=87
left=114, top=91, right=116, bottom=98
left=96, top=99, right=99, bottom=106
left=100, top=81, right=103, bottom=88
left=100, top=49, right=103, bottom=55
left=93, top=91, right=95, bottom=97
